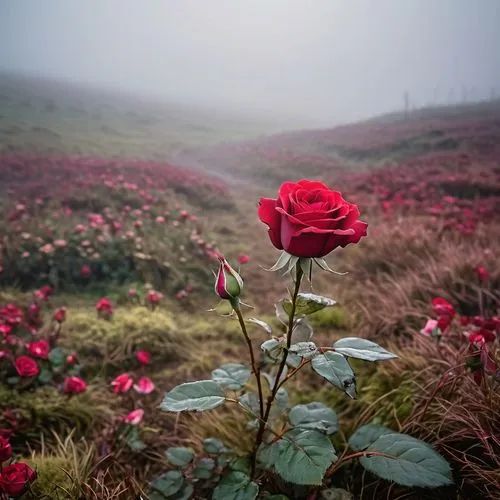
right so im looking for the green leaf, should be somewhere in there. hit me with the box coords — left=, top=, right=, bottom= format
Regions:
left=257, top=442, right=280, bottom=469
left=6, top=377, right=20, bottom=385
left=166, top=447, right=195, bottom=467
left=270, top=388, right=289, bottom=421
left=275, top=300, right=289, bottom=325
left=348, top=424, right=394, bottom=451
left=289, top=341, right=318, bottom=359
left=193, top=457, right=216, bottom=479
left=274, top=429, right=337, bottom=485
left=358, top=432, right=453, bottom=487
left=203, top=438, right=230, bottom=454
left=212, top=471, right=259, bottom=500
left=212, top=363, right=251, bottom=390
left=48, top=347, right=65, bottom=366
left=239, top=392, right=260, bottom=415
left=284, top=293, right=337, bottom=317
left=311, top=352, right=356, bottom=399
left=161, top=381, right=226, bottom=412
left=261, top=338, right=284, bottom=362
left=173, top=484, right=194, bottom=500
left=149, top=470, right=184, bottom=498
left=290, top=319, right=313, bottom=344
left=299, top=258, right=313, bottom=282
left=286, top=352, right=302, bottom=368
left=267, top=251, right=293, bottom=272
left=38, top=368, right=53, bottom=384
left=247, top=318, right=272, bottom=334
left=333, top=338, right=397, bottom=362
left=289, top=402, right=338, bottom=435
left=230, top=457, right=251, bottom=474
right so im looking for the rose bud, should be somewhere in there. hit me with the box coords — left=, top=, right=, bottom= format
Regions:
left=135, top=350, right=151, bottom=366
left=0, top=435, right=12, bottom=463
left=63, top=376, right=87, bottom=394
left=0, top=463, right=37, bottom=498
left=53, top=307, right=66, bottom=323
left=133, top=376, right=155, bottom=394
left=66, top=353, right=78, bottom=365
left=111, top=373, right=133, bottom=393
left=476, top=267, right=489, bottom=282
left=14, top=356, right=40, bottom=377
left=215, top=256, right=243, bottom=301
left=238, top=254, right=250, bottom=265
left=124, top=409, right=144, bottom=425
left=27, top=340, right=50, bottom=359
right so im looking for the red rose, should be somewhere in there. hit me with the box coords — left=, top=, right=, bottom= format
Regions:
left=14, top=356, right=39, bottom=377
left=0, top=435, right=12, bottom=463
left=258, top=180, right=367, bottom=258
left=135, top=350, right=151, bottom=366
left=0, top=462, right=37, bottom=497
left=27, top=340, right=50, bottom=359
left=52, top=307, right=67, bottom=323
left=111, top=373, right=133, bottom=393
left=63, top=376, right=87, bottom=394
left=431, top=298, right=455, bottom=319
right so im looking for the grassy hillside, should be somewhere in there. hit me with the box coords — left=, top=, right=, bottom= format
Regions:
left=0, top=76, right=499, bottom=499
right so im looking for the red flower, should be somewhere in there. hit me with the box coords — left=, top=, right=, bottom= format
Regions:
left=52, top=307, right=66, bottom=323
left=66, top=353, right=77, bottom=365
left=111, top=373, right=133, bottom=393
left=133, top=376, right=155, bottom=394
left=80, top=265, right=92, bottom=278
left=27, top=340, right=50, bottom=359
left=146, top=290, right=161, bottom=305
left=258, top=180, right=367, bottom=258
left=0, top=435, right=12, bottom=463
left=476, top=267, right=489, bottom=282
left=135, top=350, right=151, bottom=366
left=96, top=298, right=113, bottom=318
left=237, top=254, right=250, bottom=265
left=0, top=305, right=23, bottom=325
left=431, top=298, right=455, bottom=320
left=215, top=256, right=244, bottom=300
left=0, top=324, right=12, bottom=337
left=124, top=408, right=144, bottom=425
left=0, top=462, right=37, bottom=497
left=63, top=376, right=87, bottom=394
left=14, top=356, right=39, bottom=377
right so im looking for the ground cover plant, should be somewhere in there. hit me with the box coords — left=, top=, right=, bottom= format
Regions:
left=1, top=100, right=499, bottom=499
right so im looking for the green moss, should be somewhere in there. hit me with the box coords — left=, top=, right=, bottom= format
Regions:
left=309, top=307, right=347, bottom=329
left=26, top=455, right=74, bottom=499
left=63, top=306, right=180, bottom=369
left=0, top=385, right=111, bottom=444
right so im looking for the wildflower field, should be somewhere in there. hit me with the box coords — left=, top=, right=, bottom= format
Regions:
left=0, top=94, right=499, bottom=499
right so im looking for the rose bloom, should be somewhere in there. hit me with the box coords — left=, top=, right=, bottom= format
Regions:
left=0, top=435, right=12, bottom=463
left=133, top=376, right=155, bottom=394
left=27, top=340, right=50, bottom=359
left=146, top=290, right=161, bottom=305
left=238, top=254, right=250, bottom=265
left=111, top=373, right=133, bottom=393
left=0, top=323, right=13, bottom=337
left=124, top=408, right=144, bottom=425
left=53, top=307, right=67, bottom=323
left=258, top=180, right=367, bottom=258
left=15, top=356, right=40, bottom=377
left=63, top=376, right=87, bottom=394
left=476, top=267, right=489, bottom=282
left=135, top=350, right=151, bottom=365
left=420, top=319, right=438, bottom=337
left=54, top=239, right=67, bottom=248
left=431, top=298, right=456, bottom=319
left=0, top=462, right=37, bottom=497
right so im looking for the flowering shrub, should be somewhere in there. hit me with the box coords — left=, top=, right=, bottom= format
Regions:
left=0, top=292, right=87, bottom=395
left=156, top=181, right=453, bottom=498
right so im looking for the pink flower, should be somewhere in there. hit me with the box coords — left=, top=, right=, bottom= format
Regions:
left=27, top=340, right=50, bottom=359
left=238, top=254, right=250, bottom=265
left=134, top=376, right=155, bottom=394
left=476, top=267, right=489, bottom=282
left=124, top=408, right=144, bottom=425
left=54, top=239, right=67, bottom=248
left=63, top=376, right=87, bottom=394
left=96, top=298, right=113, bottom=318
left=0, top=323, right=13, bottom=337
left=155, top=216, right=165, bottom=223
left=420, top=319, right=439, bottom=337
left=111, top=373, right=133, bottom=393
left=53, top=307, right=66, bottom=323
left=80, top=265, right=92, bottom=278
left=135, top=350, right=151, bottom=365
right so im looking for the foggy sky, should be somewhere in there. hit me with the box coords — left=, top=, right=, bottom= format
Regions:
left=1, top=0, right=499, bottom=125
